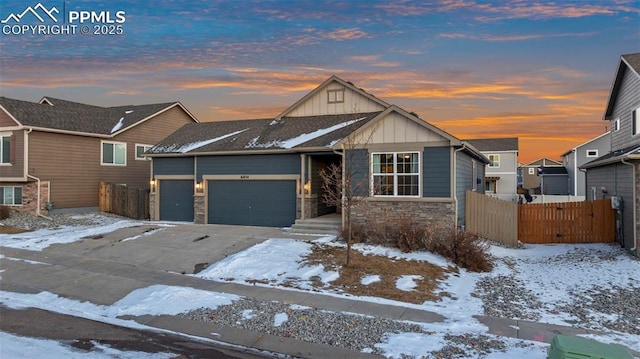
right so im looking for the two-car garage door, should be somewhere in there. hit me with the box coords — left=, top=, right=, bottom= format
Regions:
left=207, top=180, right=296, bottom=227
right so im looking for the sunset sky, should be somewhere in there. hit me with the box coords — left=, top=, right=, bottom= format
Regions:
left=1, top=0, right=638, bottom=163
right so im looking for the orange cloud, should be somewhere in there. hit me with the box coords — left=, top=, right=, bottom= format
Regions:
left=323, top=28, right=369, bottom=41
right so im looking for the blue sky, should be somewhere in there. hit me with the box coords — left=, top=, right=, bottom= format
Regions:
left=0, top=0, right=638, bottom=162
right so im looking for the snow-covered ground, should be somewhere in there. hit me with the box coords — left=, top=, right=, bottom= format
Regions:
left=1, top=216, right=639, bottom=358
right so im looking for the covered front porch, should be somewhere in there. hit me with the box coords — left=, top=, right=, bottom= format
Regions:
left=297, top=152, right=342, bottom=221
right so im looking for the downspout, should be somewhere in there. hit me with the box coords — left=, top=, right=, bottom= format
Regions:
left=572, top=149, right=578, bottom=196
left=25, top=128, right=52, bottom=220
left=621, top=159, right=637, bottom=252
left=300, top=154, right=306, bottom=220
left=453, top=143, right=468, bottom=232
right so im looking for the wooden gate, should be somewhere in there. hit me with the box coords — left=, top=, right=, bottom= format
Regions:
left=518, top=199, right=616, bottom=244
left=99, top=182, right=150, bottom=220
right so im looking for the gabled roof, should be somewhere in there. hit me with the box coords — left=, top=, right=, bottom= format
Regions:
left=581, top=144, right=640, bottom=169
left=463, top=137, right=518, bottom=152
left=560, top=132, right=610, bottom=157
left=276, top=75, right=390, bottom=119
left=0, top=96, right=198, bottom=136
left=604, top=53, right=640, bottom=121
left=521, top=158, right=562, bottom=167
left=147, top=112, right=382, bottom=155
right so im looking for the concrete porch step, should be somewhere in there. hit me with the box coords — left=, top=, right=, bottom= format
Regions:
left=290, top=217, right=342, bottom=235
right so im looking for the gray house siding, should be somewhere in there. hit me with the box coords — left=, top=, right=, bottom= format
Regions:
left=424, top=146, right=451, bottom=198
left=153, top=157, right=194, bottom=175
left=541, top=175, right=569, bottom=195
left=610, top=67, right=640, bottom=150
left=586, top=163, right=634, bottom=249
left=196, top=154, right=300, bottom=180
left=564, top=134, right=611, bottom=196
left=455, top=151, right=483, bottom=227
left=347, top=149, right=369, bottom=197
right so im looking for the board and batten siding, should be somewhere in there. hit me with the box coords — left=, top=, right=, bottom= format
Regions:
left=352, top=112, right=450, bottom=145
left=423, top=146, right=451, bottom=198
left=610, top=66, right=640, bottom=151
left=0, top=129, right=25, bottom=179
left=27, top=106, right=195, bottom=209
left=285, top=83, right=386, bottom=117
left=196, top=154, right=300, bottom=181
left=586, top=163, right=634, bottom=249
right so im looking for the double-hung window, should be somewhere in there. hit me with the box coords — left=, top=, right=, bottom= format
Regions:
left=101, top=141, right=126, bottom=165
left=0, top=134, right=11, bottom=164
left=0, top=186, right=22, bottom=205
left=372, top=152, right=420, bottom=197
left=135, top=144, right=152, bottom=160
left=488, top=154, right=500, bottom=168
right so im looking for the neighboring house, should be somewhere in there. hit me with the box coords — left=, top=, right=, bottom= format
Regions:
left=0, top=96, right=198, bottom=215
left=583, top=53, right=640, bottom=256
left=465, top=138, right=519, bottom=202
left=520, top=158, right=563, bottom=193
left=147, top=75, right=488, bottom=234
left=537, top=166, right=569, bottom=195
left=561, top=132, right=611, bottom=196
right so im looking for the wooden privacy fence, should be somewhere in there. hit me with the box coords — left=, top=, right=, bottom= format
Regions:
left=465, top=190, right=519, bottom=247
left=99, top=182, right=150, bottom=220
left=465, top=191, right=616, bottom=246
left=518, top=199, right=615, bottom=244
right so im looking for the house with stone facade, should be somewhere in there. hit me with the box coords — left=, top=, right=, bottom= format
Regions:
left=146, top=76, right=488, bottom=234
left=0, top=96, right=198, bottom=215
left=583, top=53, right=640, bottom=257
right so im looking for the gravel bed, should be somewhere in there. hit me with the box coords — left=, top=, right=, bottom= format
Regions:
left=471, top=274, right=543, bottom=321
left=0, top=211, right=122, bottom=231
left=181, top=298, right=424, bottom=354
left=181, top=298, right=512, bottom=357
left=557, top=285, right=640, bottom=335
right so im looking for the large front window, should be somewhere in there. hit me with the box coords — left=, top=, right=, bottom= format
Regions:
left=372, top=152, right=420, bottom=197
left=102, top=141, right=126, bottom=165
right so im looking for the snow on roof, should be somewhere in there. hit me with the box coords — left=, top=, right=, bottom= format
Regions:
left=110, top=117, right=125, bottom=133
left=243, top=117, right=367, bottom=150
left=280, top=117, right=366, bottom=149
left=161, top=128, right=249, bottom=153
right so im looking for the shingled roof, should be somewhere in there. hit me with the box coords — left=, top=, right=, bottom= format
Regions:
left=464, top=137, right=518, bottom=152
left=0, top=96, right=190, bottom=136
left=148, top=111, right=382, bottom=155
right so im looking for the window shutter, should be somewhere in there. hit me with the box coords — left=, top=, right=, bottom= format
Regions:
left=10, top=134, right=15, bottom=163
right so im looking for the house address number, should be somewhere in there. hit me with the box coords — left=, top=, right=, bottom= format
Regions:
left=240, top=175, right=250, bottom=179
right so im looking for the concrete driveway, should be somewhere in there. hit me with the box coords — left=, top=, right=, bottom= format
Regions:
left=51, top=223, right=288, bottom=275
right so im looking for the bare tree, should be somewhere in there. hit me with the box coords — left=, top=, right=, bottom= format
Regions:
left=320, top=122, right=376, bottom=266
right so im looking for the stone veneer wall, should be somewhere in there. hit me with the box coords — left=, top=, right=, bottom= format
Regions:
left=350, top=199, right=456, bottom=238
left=194, top=194, right=205, bottom=224
left=149, top=192, right=157, bottom=220
left=296, top=195, right=318, bottom=219
left=3, top=181, right=50, bottom=215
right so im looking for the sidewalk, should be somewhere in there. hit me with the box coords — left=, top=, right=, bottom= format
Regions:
left=1, top=224, right=638, bottom=358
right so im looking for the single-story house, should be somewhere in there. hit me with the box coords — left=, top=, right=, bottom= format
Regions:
left=147, top=76, right=488, bottom=233
left=583, top=53, right=640, bottom=256
left=0, top=96, right=198, bottom=215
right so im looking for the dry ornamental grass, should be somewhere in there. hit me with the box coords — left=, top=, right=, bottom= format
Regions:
left=304, top=244, right=455, bottom=304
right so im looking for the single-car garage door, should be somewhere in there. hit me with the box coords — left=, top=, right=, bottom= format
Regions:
left=208, top=180, right=296, bottom=227
left=159, top=180, right=194, bottom=222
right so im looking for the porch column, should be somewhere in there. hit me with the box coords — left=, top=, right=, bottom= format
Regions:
left=301, top=154, right=306, bottom=220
